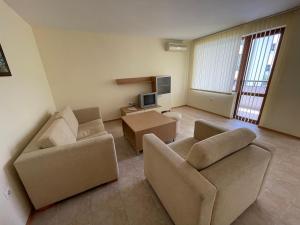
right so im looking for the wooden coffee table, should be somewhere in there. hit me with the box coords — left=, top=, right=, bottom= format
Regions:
left=121, top=111, right=176, bottom=153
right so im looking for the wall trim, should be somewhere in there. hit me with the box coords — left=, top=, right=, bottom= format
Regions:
left=104, top=118, right=122, bottom=123
left=25, top=209, right=33, bottom=225
left=258, top=125, right=300, bottom=139
left=171, top=105, right=187, bottom=109
left=182, top=105, right=299, bottom=139
left=185, top=105, right=232, bottom=119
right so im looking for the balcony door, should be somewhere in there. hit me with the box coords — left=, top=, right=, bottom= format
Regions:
left=233, top=27, right=285, bottom=124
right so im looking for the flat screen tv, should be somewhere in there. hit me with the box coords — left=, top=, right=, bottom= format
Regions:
left=156, top=76, right=171, bottom=95
left=139, top=92, right=157, bottom=108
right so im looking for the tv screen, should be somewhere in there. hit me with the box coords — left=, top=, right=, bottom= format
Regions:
left=144, top=94, right=156, bottom=105
left=156, top=76, right=171, bottom=95
left=139, top=92, right=157, bottom=108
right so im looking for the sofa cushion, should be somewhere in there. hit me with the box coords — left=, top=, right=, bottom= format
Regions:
left=168, top=137, right=199, bottom=159
left=56, top=106, right=79, bottom=137
left=187, top=128, right=256, bottom=170
left=77, top=119, right=106, bottom=140
left=38, top=118, right=76, bottom=149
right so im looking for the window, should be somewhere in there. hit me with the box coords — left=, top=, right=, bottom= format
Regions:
left=192, top=33, right=242, bottom=93
left=233, top=27, right=285, bottom=124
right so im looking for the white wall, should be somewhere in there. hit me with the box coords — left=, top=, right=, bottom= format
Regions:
left=33, top=27, right=190, bottom=121
left=0, top=1, right=56, bottom=225
left=259, top=10, right=300, bottom=137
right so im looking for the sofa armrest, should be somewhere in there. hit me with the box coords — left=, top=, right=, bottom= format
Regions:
left=14, top=134, right=118, bottom=209
left=143, top=134, right=216, bottom=225
left=73, top=107, right=101, bottom=124
left=194, top=119, right=228, bottom=140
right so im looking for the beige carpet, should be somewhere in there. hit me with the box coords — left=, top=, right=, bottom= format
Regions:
left=30, top=106, right=300, bottom=225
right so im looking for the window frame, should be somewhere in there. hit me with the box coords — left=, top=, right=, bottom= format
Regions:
left=233, top=27, right=285, bottom=124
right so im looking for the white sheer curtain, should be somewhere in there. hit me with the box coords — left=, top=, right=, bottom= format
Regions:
left=192, top=32, right=242, bottom=93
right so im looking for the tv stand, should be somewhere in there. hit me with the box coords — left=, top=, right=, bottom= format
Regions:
left=120, top=105, right=162, bottom=116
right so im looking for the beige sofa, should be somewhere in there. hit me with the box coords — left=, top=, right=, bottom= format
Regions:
left=14, top=106, right=118, bottom=209
left=143, top=120, right=271, bottom=225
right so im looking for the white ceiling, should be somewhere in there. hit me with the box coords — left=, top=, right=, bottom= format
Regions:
left=5, top=0, right=300, bottom=39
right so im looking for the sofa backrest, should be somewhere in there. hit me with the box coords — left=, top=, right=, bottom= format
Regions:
left=194, top=119, right=228, bottom=141
left=200, top=143, right=271, bottom=225
left=187, top=128, right=256, bottom=170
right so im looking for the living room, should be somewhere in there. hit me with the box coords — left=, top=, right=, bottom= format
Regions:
left=0, top=0, right=299, bottom=225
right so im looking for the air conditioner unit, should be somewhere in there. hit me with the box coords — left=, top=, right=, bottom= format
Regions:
left=166, top=42, right=188, bottom=51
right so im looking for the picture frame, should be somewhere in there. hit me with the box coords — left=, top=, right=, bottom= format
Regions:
left=0, top=44, right=11, bottom=77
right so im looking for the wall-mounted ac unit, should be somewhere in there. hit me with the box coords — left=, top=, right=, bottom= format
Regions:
left=166, top=42, right=188, bottom=51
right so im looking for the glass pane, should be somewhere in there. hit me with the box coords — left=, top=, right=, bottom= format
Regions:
left=0, top=51, right=9, bottom=73
left=237, top=95, right=264, bottom=121
left=242, top=33, right=281, bottom=95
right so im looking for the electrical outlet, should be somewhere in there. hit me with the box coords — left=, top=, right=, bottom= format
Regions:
left=2, top=187, right=11, bottom=200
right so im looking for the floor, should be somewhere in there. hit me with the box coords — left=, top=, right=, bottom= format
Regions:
left=30, top=106, right=300, bottom=225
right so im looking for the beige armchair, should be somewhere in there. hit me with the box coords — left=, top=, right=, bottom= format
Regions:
left=14, top=106, right=118, bottom=209
left=143, top=120, right=271, bottom=225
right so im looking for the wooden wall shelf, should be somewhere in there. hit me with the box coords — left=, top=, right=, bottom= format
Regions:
left=115, top=76, right=155, bottom=85
left=115, top=75, right=171, bottom=93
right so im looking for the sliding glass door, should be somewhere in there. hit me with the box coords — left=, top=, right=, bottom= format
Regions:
left=234, top=27, right=285, bottom=124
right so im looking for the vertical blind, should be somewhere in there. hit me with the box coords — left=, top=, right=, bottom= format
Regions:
left=192, top=33, right=242, bottom=93
left=191, top=12, right=290, bottom=94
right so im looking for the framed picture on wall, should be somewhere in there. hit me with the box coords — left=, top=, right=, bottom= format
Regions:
left=0, top=44, right=11, bottom=76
